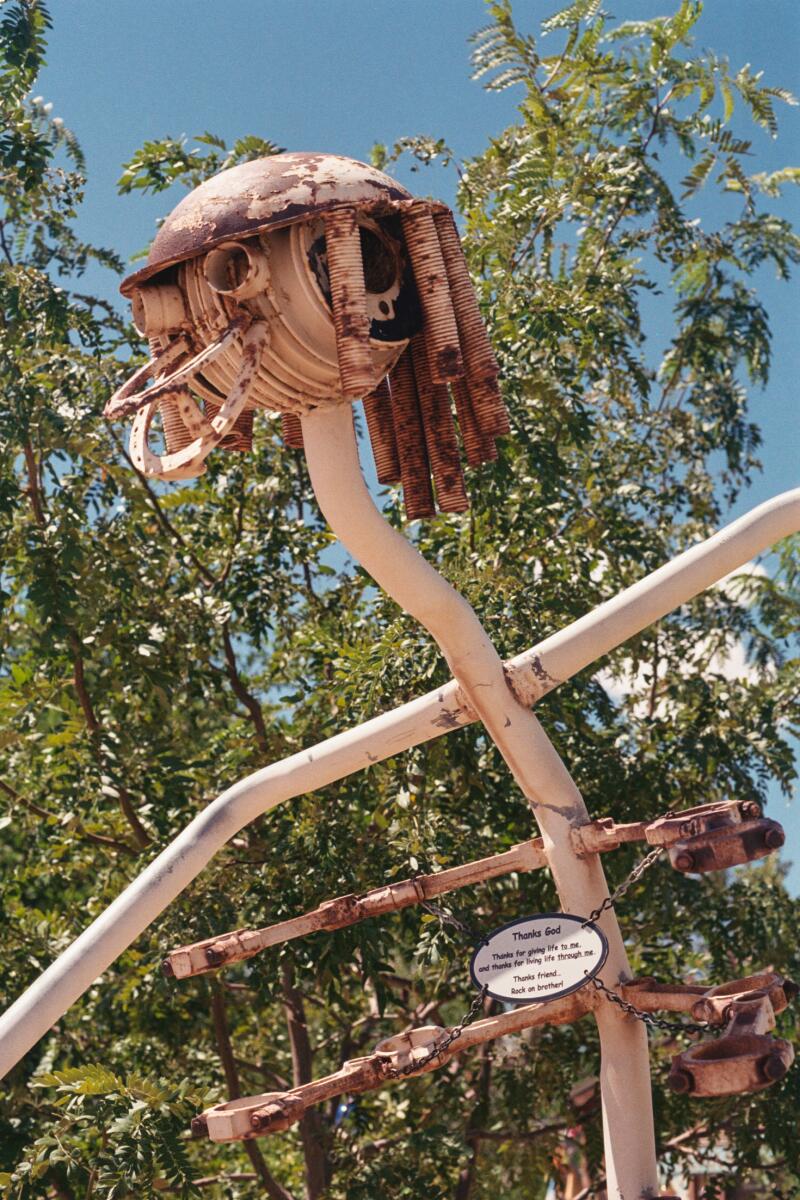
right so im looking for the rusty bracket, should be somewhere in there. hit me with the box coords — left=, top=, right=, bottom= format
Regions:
left=192, top=966, right=797, bottom=1142
left=622, top=971, right=797, bottom=1098
left=163, top=838, right=547, bottom=980
left=192, top=988, right=591, bottom=1142
left=164, top=802, right=784, bottom=981
left=572, top=799, right=783, bottom=874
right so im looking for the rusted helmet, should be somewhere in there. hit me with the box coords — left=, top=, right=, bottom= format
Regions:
left=106, top=151, right=508, bottom=518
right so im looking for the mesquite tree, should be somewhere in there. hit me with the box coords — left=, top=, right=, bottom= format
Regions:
left=1, top=1, right=799, bottom=1196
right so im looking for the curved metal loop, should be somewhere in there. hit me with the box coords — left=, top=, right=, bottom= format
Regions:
left=105, top=315, right=251, bottom=421
left=129, top=320, right=269, bottom=481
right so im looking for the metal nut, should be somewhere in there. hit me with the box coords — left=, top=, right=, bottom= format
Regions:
left=763, top=826, right=785, bottom=851
left=760, top=1053, right=788, bottom=1083
left=205, top=946, right=225, bottom=967
left=668, top=1067, right=694, bottom=1094
left=673, top=851, right=695, bottom=872
left=191, top=1115, right=209, bottom=1138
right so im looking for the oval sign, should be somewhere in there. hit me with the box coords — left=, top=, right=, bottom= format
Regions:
left=469, top=912, right=608, bottom=1003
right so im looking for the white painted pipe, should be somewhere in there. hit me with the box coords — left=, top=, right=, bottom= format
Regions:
left=0, top=465, right=795, bottom=1171
left=300, top=404, right=657, bottom=1198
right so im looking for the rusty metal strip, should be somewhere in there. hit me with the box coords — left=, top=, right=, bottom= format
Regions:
left=363, top=377, right=401, bottom=484
left=163, top=837, right=546, bottom=980
left=280, top=411, right=305, bottom=450
left=322, top=207, right=374, bottom=399
left=388, top=349, right=435, bottom=519
left=432, top=209, right=509, bottom=437
left=451, top=378, right=497, bottom=467
left=400, top=202, right=464, bottom=385
left=194, top=987, right=591, bottom=1142
left=409, top=337, right=469, bottom=513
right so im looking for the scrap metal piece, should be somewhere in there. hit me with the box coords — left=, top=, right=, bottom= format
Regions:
left=571, top=800, right=783, bottom=876
left=163, top=837, right=546, bottom=980
left=193, top=988, right=592, bottom=1142
left=323, top=207, right=375, bottom=399
left=410, top=336, right=469, bottom=513
left=388, top=348, right=435, bottom=519
left=663, top=972, right=796, bottom=1098
left=400, top=202, right=464, bottom=384
left=363, top=377, right=401, bottom=484
left=281, top=411, right=304, bottom=450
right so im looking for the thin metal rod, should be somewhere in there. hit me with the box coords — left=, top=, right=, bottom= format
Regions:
left=0, top=483, right=796, bottom=1096
left=300, top=404, right=657, bottom=1198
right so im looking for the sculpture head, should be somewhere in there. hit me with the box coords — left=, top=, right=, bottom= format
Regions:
left=106, top=151, right=508, bottom=518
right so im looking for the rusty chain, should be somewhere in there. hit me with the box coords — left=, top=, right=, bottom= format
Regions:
left=580, top=844, right=667, bottom=928
left=386, top=984, right=490, bottom=1079
left=418, top=828, right=723, bottom=1042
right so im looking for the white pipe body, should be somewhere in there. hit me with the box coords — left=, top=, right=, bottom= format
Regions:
left=0, top=469, right=795, bottom=1175
left=300, top=405, right=656, bottom=1198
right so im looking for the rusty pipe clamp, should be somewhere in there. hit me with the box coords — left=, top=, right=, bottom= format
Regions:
left=573, top=799, right=784, bottom=875
left=665, top=972, right=796, bottom=1097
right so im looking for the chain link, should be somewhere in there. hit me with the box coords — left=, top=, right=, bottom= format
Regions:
left=588, top=975, right=717, bottom=1035
left=387, top=985, right=489, bottom=1078
left=581, top=844, right=666, bottom=928
left=420, top=898, right=486, bottom=945
left=414, top=827, right=718, bottom=1050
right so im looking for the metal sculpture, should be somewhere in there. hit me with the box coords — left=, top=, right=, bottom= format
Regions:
left=1, top=152, right=797, bottom=1200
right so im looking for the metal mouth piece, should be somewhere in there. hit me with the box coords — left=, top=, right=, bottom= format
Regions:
left=106, top=153, right=509, bottom=518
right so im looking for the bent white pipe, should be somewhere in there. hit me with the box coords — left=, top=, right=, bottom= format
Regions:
left=0, top=472, right=795, bottom=1144
left=300, top=404, right=656, bottom=1198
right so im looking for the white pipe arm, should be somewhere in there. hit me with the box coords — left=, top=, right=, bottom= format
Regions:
left=300, top=404, right=657, bottom=1198
left=0, top=472, right=796, bottom=1116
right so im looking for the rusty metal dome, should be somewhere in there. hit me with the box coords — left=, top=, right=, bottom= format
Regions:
left=120, top=152, right=413, bottom=296
left=108, top=151, right=509, bottom=516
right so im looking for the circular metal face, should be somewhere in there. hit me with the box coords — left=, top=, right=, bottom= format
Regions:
left=120, top=151, right=413, bottom=296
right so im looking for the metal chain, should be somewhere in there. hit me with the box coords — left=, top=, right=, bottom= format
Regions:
left=387, top=985, right=489, bottom=1079
left=588, top=975, right=718, bottom=1035
left=581, top=844, right=666, bottom=928
left=415, top=826, right=720, bottom=1050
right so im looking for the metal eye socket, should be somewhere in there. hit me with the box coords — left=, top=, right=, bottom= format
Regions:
left=204, top=240, right=270, bottom=300
left=358, top=225, right=399, bottom=294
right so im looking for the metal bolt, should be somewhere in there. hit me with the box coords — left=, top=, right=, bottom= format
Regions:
left=673, top=851, right=695, bottom=872
left=760, top=1053, right=787, bottom=1083
left=190, top=1115, right=208, bottom=1138
left=161, top=958, right=175, bottom=979
left=763, top=827, right=785, bottom=851
left=668, top=1068, right=694, bottom=1094
left=205, top=946, right=225, bottom=967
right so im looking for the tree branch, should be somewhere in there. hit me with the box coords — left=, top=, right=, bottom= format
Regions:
left=0, top=777, right=139, bottom=856
left=210, top=981, right=296, bottom=1200
left=221, top=621, right=269, bottom=755
left=281, top=963, right=331, bottom=1200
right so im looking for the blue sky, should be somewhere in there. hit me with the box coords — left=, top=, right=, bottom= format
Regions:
left=38, top=1, right=799, bottom=884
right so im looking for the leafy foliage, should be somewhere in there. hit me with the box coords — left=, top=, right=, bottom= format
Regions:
left=0, top=1, right=798, bottom=1197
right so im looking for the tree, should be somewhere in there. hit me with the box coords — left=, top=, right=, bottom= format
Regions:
left=1, top=0, right=798, bottom=1196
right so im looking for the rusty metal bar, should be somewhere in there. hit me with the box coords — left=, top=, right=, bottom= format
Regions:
left=432, top=209, right=509, bottom=437
left=388, top=348, right=436, bottom=519
left=451, top=377, right=497, bottom=467
left=363, top=377, right=401, bottom=484
left=409, top=336, right=469, bottom=513
left=196, top=987, right=592, bottom=1142
left=193, top=969, right=797, bottom=1143
left=163, top=838, right=546, bottom=979
left=323, top=207, right=374, bottom=399
left=401, top=202, right=464, bottom=384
